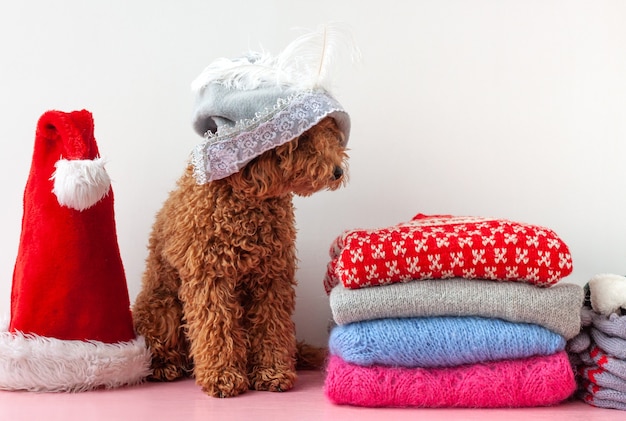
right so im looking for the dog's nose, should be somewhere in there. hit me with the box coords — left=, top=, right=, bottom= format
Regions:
left=333, top=166, right=344, bottom=180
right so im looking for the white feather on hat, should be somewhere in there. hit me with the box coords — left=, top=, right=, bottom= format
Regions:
left=191, top=23, right=360, bottom=93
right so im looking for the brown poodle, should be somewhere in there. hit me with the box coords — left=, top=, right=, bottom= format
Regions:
left=133, top=116, right=348, bottom=398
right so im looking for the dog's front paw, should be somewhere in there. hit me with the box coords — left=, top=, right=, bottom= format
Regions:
left=150, top=364, right=186, bottom=382
left=249, top=367, right=297, bottom=392
left=197, top=368, right=249, bottom=398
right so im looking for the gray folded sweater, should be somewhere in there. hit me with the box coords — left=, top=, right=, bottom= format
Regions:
left=329, top=278, right=583, bottom=339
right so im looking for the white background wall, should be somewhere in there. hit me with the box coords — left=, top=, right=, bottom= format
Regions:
left=1, top=0, right=625, bottom=346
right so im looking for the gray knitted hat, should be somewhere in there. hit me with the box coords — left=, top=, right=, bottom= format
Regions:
left=190, top=25, right=357, bottom=184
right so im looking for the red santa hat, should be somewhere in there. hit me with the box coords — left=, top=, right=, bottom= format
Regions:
left=0, top=109, right=151, bottom=392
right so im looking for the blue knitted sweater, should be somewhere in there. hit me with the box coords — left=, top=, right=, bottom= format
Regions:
left=329, top=316, right=565, bottom=368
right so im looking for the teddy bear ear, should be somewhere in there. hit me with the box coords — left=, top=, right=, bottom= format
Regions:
left=588, top=274, right=626, bottom=315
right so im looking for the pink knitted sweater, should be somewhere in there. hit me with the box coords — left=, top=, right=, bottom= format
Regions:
left=325, top=352, right=575, bottom=408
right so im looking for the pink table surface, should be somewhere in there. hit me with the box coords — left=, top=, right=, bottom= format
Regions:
left=0, top=370, right=619, bottom=421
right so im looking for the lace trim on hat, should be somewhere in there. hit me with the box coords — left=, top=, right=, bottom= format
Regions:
left=191, top=90, right=346, bottom=184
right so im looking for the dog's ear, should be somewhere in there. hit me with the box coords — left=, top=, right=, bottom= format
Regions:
left=227, top=151, right=287, bottom=198
left=310, top=117, right=344, bottom=144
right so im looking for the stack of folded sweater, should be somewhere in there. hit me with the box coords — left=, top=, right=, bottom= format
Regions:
left=568, top=274, right=626, bottom=410
left=323, top=214, right=584, bottom=408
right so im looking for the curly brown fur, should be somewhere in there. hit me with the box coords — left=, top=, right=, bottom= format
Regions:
left=133, top=117, right=347, bottom=398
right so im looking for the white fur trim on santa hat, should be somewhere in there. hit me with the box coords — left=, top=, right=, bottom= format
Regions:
left=0, top=322, right=152, bottom=392
left=51, top=157, right=111, bottom=211
left=589, top=273, right=626, bottom=316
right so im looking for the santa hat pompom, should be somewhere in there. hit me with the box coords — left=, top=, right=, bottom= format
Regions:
left=51, top=157, right=111, bottom=211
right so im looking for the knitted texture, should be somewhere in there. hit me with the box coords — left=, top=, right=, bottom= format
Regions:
left=586, top=308, right=626, bottom=337
left=575, top=346, right=626, bottom=407
left=580, top=365, right=626, bottom=393
left=323, top=214, right=573, bottom=293
left=329, top=279, right=583, bottom=339
left=579, top=392, right=626, bottom=410
left=580, top=380, right=626, bottom=410
left=581, top=346, right=626, bottom=383
left=568, top=306, right=626, bottom=410
left=329, top=316, right=565, bottom=367
left=569, top=307, right=626, bottom=360
left=590, top=329, right=626, bottom=359
left=324, top=352, right=576, bottom=408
